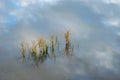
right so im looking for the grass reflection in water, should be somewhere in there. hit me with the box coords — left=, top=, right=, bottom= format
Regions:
left=20, top=30, right=77, bottom=66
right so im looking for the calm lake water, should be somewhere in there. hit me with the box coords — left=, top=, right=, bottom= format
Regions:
left=0, top=0, right=120, bottom=80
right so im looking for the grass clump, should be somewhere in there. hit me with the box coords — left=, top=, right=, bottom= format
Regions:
left=64, top=30, right=73, bottom=55
left=38, top=37, right=49, bottom=56
left=20, top=30, right=76, bottom=64
left=31, top=40, right=38, bottom=61
left=64, top=30, right=71, bottom=45
left=51, top=34, right=55, bottom=52
left=38, top=37, right=45, bottom=53
left=21, top=41, right=26, bottom=58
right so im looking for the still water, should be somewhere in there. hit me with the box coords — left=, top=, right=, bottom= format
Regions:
left=0, top=0, right=120, bottom=80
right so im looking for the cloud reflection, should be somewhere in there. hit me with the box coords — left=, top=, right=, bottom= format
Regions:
left=0, top=0, right=120, bottom=80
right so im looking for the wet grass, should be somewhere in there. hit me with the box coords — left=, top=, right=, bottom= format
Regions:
left=21, top=41, right=25, bottom=58
left=38, top=37, right=45, bottom=53
left=64, top=30, right=73, bottom=55
left=20, top=30, right=75, bottom=65
left=64, top=30, right=71, bottom=45
left=31, top=40, right=38, bottom=61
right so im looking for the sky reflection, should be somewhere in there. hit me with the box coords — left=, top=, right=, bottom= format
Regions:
left=0, top=0, right=120, bottom=80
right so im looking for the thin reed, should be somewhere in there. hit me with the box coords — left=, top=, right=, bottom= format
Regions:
left=64, top=30, right=71, bottom=45
left=21, top=41, right=25, bottom=58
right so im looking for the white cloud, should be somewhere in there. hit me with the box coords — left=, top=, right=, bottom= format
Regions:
left=103, top=0, right=120, bottom=4
left=17, top=0, right=59, bottom=7
left=42, top=0, right=59, bottom=5
left=0, top=26, right=9, bottom=34
left=44, top=10, right=92, bottom=39
left=95, top=51, right=113, bottom=69
left=103, top=18, right=120, bottom=27
left=62, top=0, right=120, bottom=31
left=116, top=32, right=120, bottom=36
left=18, top=0, right=37, bottom=7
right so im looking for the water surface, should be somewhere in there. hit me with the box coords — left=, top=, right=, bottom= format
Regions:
left=0, top=0, right=120, bottom=80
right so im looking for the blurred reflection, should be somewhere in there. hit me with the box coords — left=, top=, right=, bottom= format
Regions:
left=20, top=31, right=75, bottom=66
left=21, top=46, right=55, bottom=66
left=64, top=42, right=73, bottom=57
left=51, top=46, right=56, bottom=61
left=20, top=41, right=75, bottom=66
